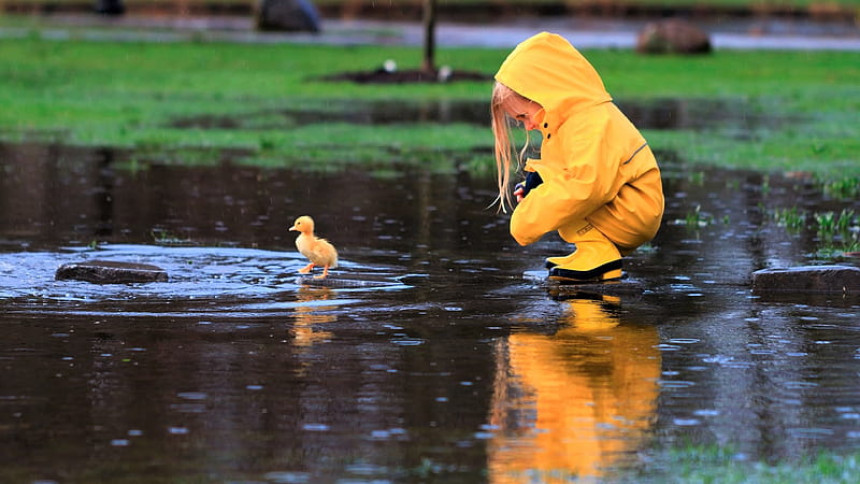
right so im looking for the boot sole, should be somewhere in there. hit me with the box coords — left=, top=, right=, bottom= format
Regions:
left=548, top=260, right=623, bottom=283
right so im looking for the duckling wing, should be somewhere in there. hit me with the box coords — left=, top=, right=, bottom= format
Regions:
left=295, top=234, right=315, bottom=260
left=310, top=238, right=338, bottom=268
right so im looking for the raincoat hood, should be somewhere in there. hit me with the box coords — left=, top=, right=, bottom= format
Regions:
left=494, top=32, right=612, bottom=122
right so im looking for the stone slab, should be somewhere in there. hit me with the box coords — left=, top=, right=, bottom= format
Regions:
left=56, top=260, right=168, bottom=284
left=751, top=265, right=860, bottom=296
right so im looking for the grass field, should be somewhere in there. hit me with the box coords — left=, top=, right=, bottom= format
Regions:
left=635, top=444, right=860, bottom=484
left=0, top=35, right=858, bottom=183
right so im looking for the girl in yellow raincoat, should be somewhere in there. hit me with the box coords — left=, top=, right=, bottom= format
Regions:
left=491, top=32, right=664, bottom=282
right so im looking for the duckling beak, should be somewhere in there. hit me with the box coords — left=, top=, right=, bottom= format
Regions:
left=289, top=224, right=298, bottom=232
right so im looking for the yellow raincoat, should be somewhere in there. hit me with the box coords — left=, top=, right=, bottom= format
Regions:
left=495, top=32, right=664, bottom=250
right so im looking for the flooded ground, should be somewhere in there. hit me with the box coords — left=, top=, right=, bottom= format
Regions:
left=0, top=125, right=858, bottom=483
left=166, top=97, right=777, bottom=132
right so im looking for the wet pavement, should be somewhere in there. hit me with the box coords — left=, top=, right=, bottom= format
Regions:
left=1, top=13, right=859, bottom=50
left=0, top=136, right=858, bottom=482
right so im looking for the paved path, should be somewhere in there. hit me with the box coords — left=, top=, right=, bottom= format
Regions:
left=2, top=14, right=859, bottom=50
left=417, top=19, right=860, bottom=51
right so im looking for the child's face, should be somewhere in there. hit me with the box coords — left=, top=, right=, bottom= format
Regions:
left=503, top=96, right=542, bottom=132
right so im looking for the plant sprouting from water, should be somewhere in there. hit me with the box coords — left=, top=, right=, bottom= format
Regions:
left=814, top=209, right=859, bottom=257
left=815, top=209, right=855, bottom=241
left=821, top=176, right=860, bottom=200
left=772, top=207, right=807, bottom=232
left=767, top=206, right=858, bottom=259
left=670, top=204, right=715, bottom=230
left=681, top=204, right=713, bottom=228
left=151, top=229, right=194, bottom=246
left=688, top=170, right=705, bottom=186
left=760, top=174, right=771, bottom=196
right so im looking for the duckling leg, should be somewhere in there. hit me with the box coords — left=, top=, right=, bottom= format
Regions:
left=298, top=263, right=315, bottom=274
left=314, top=265, right=330, bottom=280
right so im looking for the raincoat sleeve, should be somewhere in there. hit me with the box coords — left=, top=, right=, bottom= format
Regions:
left=510, top=113, right=618, bottom=246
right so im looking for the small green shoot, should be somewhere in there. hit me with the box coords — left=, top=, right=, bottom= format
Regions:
left=772, top=207, right=807, bottom=232
left=151, top=229, right=194, bottom=246
left=821, top=177, right=860, bottom=200
left=814, top=208, right=859, bottom=258
left=681, top=204, right=712, bottom=228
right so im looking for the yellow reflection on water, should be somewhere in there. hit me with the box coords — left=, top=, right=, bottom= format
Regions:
left=292, top=285, right=336, bottom=348
left=489, top=295, right=661, bottom=482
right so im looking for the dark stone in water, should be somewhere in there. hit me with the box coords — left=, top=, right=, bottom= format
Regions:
left=752, top=265, right=860, bottom=296
left=295, top=274, right=404, bottom=289
left=56, top=260, right=168, bottom=284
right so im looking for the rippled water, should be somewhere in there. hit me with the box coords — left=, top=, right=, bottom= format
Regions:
left=0, top=141, right=858, bottom=483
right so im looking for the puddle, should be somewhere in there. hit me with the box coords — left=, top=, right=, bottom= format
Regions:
left=0, top=137, right=858, bottom=483
left=618, top=97, right=790, bottom=132
left=170, top=99, right=493, bottom=129
left=0, top=244, right=411, bottom=316
left=168, top=97, right=787, bottom=131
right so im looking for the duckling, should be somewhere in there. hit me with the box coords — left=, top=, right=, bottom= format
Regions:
left=289, top=215, right=339, bottom=279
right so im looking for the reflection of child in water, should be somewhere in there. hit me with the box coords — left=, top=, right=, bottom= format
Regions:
left=488, top=296, right=660, bottom=480
left=491, top=32, right=664, bottom=282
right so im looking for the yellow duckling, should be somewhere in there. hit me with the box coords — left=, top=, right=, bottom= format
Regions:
left=289, top=215, right=339, bottom=279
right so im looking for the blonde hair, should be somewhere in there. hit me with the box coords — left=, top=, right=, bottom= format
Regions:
left=490, top=81, right=532, bottom=213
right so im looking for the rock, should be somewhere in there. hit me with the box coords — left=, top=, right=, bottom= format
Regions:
left=94, top=0, right=125, bottom=15
left=636, top=19, right=711, bottom=55
left=56, top=260, right=168, bottom=284
left=751, top=265, right=860, bottom=296
left=255, top=0, right=321, bottom=33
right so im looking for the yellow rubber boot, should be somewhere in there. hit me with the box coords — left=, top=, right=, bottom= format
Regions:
left=545, top=252, right=573, bottom=269
left=548, top=223, right=623, bottom=283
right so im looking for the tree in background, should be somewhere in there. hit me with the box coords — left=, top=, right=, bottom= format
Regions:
left=421, top=0, right=436, bottom=73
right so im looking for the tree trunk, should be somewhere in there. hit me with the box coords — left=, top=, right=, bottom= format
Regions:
left=421, top=0, right=436, bottom=74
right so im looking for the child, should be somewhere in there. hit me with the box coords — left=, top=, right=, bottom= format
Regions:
left=491, top=32, right=664, bottom=282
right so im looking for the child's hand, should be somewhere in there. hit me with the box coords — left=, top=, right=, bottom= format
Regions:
left=513, top=184, right=525, bottom=203
left=514, top=171, right=543, bottom=203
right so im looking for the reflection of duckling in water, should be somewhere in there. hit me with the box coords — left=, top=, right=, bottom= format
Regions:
left=289, top=215, right=339, bottom=279
left=293, top=286, right=336, bottom=348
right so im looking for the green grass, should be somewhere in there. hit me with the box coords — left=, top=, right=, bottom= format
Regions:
left=630, top=444, right=860, bottom=484
left=0, top=35, right=858, bottom=182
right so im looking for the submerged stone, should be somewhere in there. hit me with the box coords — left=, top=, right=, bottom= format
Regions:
left=56, top=260, right=168, bottom=284
left=295, top=274, right=404, bottom=289
left=751, top=265, right=860, bottom=296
